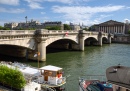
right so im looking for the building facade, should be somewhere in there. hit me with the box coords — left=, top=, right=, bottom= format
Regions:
left=4, top=22, right=18, bottom=29
left=69, top=23, right=81, bottom=31
left=94, top=20, right=128, bottom=34
left=4, top=20, right=64, bottom=30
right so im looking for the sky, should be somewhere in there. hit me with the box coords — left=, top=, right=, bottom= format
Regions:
left=0, top=0, right=130, bottom=26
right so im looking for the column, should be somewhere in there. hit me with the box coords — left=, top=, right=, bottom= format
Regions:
left=121, top=26, right=124, bottom=34
left=117, top=26, right=119, bottom=33
left=107, top=27, right=108, bottom=33
left=102, top=26, right=104, bottom=32
left=116, top=26, right=117, bottom=33
left=99, top=26, right=101, bottom=32
left=100, top=26, right=102, bottom=32
left=38, top=41, right=46, bottom=61
left=104, top=26, right=106, bottom=33
left=108, top=26, right=110, bottom=33
left=114, top=26, right=116, bottom=34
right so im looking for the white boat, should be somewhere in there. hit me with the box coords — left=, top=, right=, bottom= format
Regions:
left=79, top=65, right=130, bottom=91
left=0, top=61, right=66, bottom=91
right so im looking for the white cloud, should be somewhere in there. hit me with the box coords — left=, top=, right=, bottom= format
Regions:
left=45, top=0, right=73, bottom=4
left=24, top=0, right=44, bottom=9
left=124, top=18, right=130, bottom=23
left=52, top=5, right=125, bottom=14
left=0, top=0, right=19, bottom=6
left=52, top=5, right=125, bottom=25
left=45, top=0, right=90, bottom=4
left=41, top=12, right=46, bottom=14
left=0, top=7, right=25, bottom=13
left=28, top=2, right=43, bottom=9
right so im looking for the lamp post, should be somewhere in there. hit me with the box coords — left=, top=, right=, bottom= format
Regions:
left=37, top=52, right=40, bottom=68
left=34, top=52, right=40, bottom=68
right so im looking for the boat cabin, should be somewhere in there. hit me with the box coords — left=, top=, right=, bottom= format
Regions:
left=39, top=65, right=63, bottom=85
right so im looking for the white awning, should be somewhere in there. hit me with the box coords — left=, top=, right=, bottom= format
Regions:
left=39, top=65, right=62, bottom=71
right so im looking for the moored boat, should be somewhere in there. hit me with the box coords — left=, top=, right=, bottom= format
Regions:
left=0, top=61, right=66, bottom=91
left=79, top=65, right=130, bottom=91
left=79, top=75, right=112, bottom=91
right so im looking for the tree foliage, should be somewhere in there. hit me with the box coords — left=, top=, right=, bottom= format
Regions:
left=0, top=26, right=10, bottom=30
left=88, top=25, right=96, bottom=31
left=45, top=26, right=61, bottom=30
left=0, top=64, right=26, bottom=89
left=128, top=30, right=130, bottom=34
left=83, top=28, right=89, bottom=31
left=64, top=24, right=71, bottom=30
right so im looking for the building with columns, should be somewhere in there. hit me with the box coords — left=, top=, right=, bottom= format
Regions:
left=93, top=20, right=130, bottom=43
left=94, top=20, right=130, bottom=34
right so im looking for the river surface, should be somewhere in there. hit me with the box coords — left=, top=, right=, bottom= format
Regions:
left=0, top=43, right=130, bottom=91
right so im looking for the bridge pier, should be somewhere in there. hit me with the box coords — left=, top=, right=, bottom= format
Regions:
left=98, top=32, right=102, bottom=46
left=38, top=41, right=46, bottom=61
left=108, top=33, right=112, bottom=44
left=79, top=30, right=85, bottom=51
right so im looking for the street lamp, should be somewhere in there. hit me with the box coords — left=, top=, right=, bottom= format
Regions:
left=34, top=52, right=40, bottom=68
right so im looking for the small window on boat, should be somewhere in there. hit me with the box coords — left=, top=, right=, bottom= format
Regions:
left=44, top=70, right=48, bottom=76
left=48, top=71, right=52, bottom=76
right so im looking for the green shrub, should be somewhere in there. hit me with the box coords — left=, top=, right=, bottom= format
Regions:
left=0, top=64, right=26, bottom=89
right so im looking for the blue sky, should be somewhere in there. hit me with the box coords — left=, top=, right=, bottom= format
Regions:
left=0, top=0, right=130, bottom=26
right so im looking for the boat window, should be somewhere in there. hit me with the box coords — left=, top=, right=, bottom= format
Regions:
left=44, top=70, right=48, bottom=76
left=44, top=70, right=56, bottom=77
left=52, top=71, right=56, bottom=77
left=48, top=71, right=52, bottom=76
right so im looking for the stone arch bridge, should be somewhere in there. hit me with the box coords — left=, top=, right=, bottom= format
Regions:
left=0, top=30, right=113, bottom=61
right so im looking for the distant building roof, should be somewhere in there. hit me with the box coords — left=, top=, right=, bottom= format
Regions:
left=97, top=20, right=124, bottom=26
left=106, top=65, right=130, bottom=89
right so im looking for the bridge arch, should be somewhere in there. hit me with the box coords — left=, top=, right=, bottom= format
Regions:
left=0, top=44, right=29, bottom=57
left=46, top=39, right=78, bottom=51
left=84, top=37, right=98, bottom=46
left=102, top=37, right=108, bottom=44
left=45, top=36, right=78, bottom=47
left=0, top=38, right=36, bottom=50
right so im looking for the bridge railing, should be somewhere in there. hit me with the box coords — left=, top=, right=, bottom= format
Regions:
left=41, top=30, right=79, bottom=34
left=0, top=30, right=35, bottom=35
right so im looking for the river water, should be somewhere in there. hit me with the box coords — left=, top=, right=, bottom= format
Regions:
left=0, top=43, right=130, bottom=91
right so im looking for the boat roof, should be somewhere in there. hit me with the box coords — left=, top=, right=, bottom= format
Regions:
left=39, top=65, right=62, bottom=71
left=106, top=65, right=130, bottom=89
left=19, top=67, right=40, bottom=77
left=5, top=63, right=40, bottom=77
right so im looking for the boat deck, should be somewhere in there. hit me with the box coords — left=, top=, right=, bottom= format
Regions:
left=85, top=81, right=113, bottom=91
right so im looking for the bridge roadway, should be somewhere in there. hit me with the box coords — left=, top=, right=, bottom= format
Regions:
left=0, top=30, right=112, bottom=61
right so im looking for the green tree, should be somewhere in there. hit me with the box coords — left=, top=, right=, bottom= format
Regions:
left=83, top=28, right=89, bottom=31
left=45, top=26, right=61, bottom=30
left=0, top=26, right=3, bottom=30
left=128, top=30, right=130, bottom=34
left=64, top=24, right=71, bottom=30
